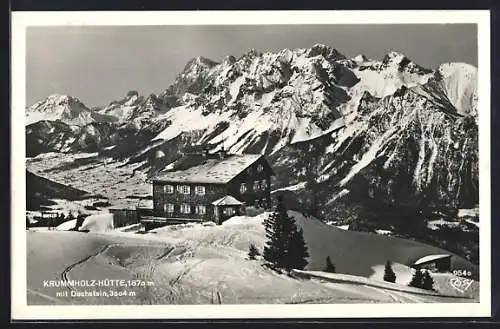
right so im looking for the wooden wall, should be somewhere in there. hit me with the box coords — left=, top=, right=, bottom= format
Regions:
left=226, top=157, right=272, bottom=209
left=152, top=182, right=227, bottom=221
left=109, top=209, right=138, bottom=228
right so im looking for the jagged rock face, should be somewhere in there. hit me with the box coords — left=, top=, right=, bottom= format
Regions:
left=96, top=91, right=172, bottom=124
left=333, top=89, right=478, bottom=209
left=149, top=46, right=370, bottom=156
left=26, top=120, right=79, bottom=156
left=272, top=84, right=478, bottom=211
left=162, top=56, right=220, bottom=97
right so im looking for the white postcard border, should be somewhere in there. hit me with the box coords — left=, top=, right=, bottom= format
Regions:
left=11, top=10, right=492, bottom=320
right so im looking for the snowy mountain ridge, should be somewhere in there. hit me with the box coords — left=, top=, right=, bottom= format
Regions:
left=26, top=44, right=479, bottom=212
left=26, top=94, right=96, bottom=126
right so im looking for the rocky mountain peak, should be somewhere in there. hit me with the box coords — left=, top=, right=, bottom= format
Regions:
left=26, top=94, right=95, bottom=126
left=126, top=90, right=139, bottom=98
left=306, top=43, right=346, bottom=61
left=183, top=56, right=219, bottom=72
left=382, top=51, right=407, bottom=64
left=33, top=94, right=81, bottom=108
left=223, top=55, right=237, bottom=65
left=353, top=54, right=369, bottom=63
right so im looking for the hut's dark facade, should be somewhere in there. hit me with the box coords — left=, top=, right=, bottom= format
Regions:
left=148, top=149, right=274, bottom=225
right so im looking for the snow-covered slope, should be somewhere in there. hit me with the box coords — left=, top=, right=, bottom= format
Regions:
left=27, top=210, right=478, bottom=305
left=436, top=62, right=478, bottom=116
left=346, top=51, right=433, bottom=98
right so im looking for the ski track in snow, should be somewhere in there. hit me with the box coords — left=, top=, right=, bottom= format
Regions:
left=361, top=285, right=423, bottom=303
left=61, top=242, right=123, bottom=293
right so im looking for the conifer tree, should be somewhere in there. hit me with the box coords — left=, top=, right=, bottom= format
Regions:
left=422, top=270, right=435, bottom=291
left=248, top=243, right=260, bottom=260
left=263, top=196, right=309, bottom=271
left=324, top=256, right=336, bottom=273
left=263, top=207, right=284, bottom=267
left=383, top=260, right=397, bottom=283
left=57, top=212, right=65, bottom=226
left=408, top=268, right=424, bottom=288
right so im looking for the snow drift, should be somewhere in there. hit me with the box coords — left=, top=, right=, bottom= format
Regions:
left=79, top=213, right=114, bottom=232
left=56, top=219, right=77, bottom=231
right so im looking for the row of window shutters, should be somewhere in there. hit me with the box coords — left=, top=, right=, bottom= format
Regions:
left=162, top=203, right=237, bottom=216
left=161, top=199, right=269, bottom=216
left=159, top=180, right=269, bottom=195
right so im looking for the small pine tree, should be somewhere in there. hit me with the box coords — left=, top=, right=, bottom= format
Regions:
left=324, top=256, right=336, bottom=273
left=408, top=268, right=424, bottom=289
left=57, top=213, right=65, bottom=226
left=263, top=196, right=309, bottom=271
left=383, top=260, right=397, bottom=283
left=422, top=270, right=435, bottom=291
left=75, top=211, right=85, bottom=230
left=248, top=244, right=260, bottom=260
left=67, top=213, right=77, bottom=230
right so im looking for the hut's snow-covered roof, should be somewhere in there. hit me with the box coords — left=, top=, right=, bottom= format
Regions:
left=413, top=254, right=451, bottom=266
left=153, top=154, right=264, bottom=184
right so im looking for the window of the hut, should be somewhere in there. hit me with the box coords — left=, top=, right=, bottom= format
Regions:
left=260, top=179, right=267, bottom=190
left=253, top=181, right=260, bottom=191
left=165, top=185, right=174, bottom=193
left=195, top=186, right=206, bottom=195
left=180, top=203, right=191, bottom=214
left=196, top=204, right=206, bottom=215
left=164, top=203, right=174, bottom=213
left=240, top=183, right=247, bottom=194
left=257, top=164, right=264, bottom=172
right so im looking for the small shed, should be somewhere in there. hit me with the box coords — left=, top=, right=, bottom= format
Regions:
left=108, top=207, right=139, bottom=228
left=211, top=195, right=244, bottom=224
left=413, top=254, right=452, bottom=273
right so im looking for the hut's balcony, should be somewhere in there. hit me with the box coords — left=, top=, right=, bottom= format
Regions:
left=137, top=207, right=206, bottom=229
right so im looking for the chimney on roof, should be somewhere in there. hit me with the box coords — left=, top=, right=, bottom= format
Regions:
left=219, top=146, right=226, bottom=160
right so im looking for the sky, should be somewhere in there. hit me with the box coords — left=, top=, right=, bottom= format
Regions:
left=26, top=24, right=477, bottom=108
